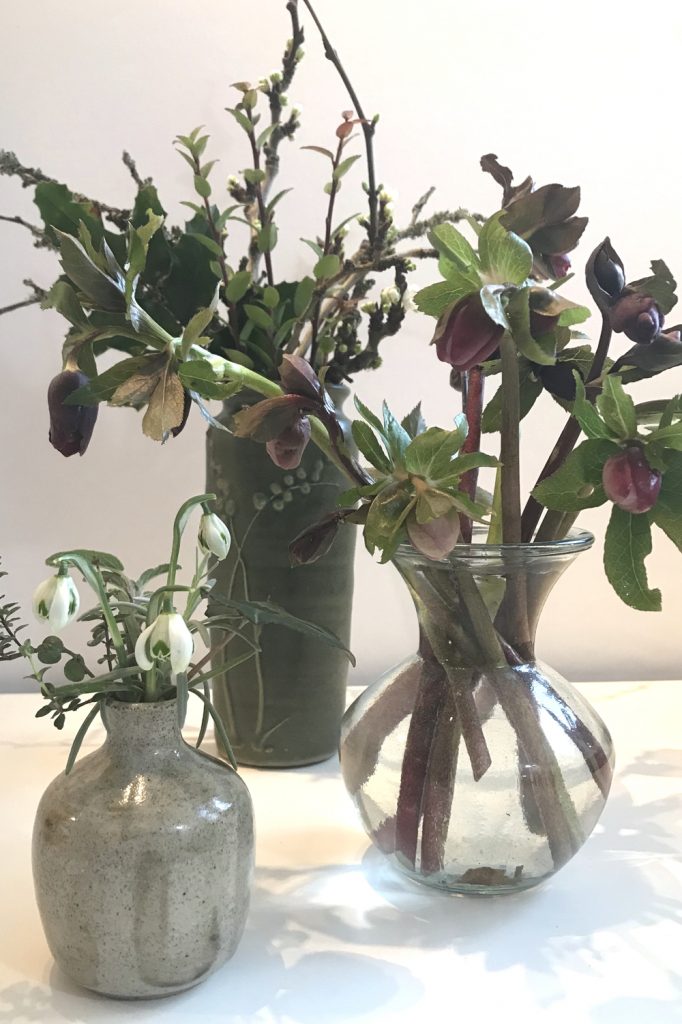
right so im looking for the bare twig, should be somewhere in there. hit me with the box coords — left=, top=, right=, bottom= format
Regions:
left=0, top=279, right=47, bottom=317
left=122, top=151, right=150, bottom=188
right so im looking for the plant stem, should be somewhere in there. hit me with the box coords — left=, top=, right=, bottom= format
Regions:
left=458, top=366, right=484, bottom=543
left=309, top=135, right=346, bottom=367
left=300, top=0, right=378, bottom=251
left=521, top=311, right=613, bottom=542
left=246, top=122, right=275, bottom=286
left=499, top=335, right=522, bottom=544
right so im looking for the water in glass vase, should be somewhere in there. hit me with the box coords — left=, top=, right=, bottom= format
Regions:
left=340, top=530, right=615, bottom=895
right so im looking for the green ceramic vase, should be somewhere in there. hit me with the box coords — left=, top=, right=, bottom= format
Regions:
left=205, top=386, right=356, bottom=767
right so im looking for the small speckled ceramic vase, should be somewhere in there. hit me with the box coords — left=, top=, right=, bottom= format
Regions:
left=32, top=699, right=254, bottom=999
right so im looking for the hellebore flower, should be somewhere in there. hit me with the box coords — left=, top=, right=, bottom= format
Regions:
left=435, top=294, right=504, bottom=372
left=602, top=447, right=662, bottom=514
left=32, top=570, right=80, bottom=631
left=266, top=416, right=312, bottom=470
left=48, top=370, right=98, bottom=457
left=289, top=512, right=341, bottom=566
left=198, top=512, right=231, bottom=560
left=610, top=293, right=663, bottom=345
left=135, top=612, right=194, bottom=675
left=407, top=510, right=461, bottom=561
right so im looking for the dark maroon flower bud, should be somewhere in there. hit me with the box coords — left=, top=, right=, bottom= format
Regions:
left=537, top=362, right=579, bottom=401
left=278, top=354, right=324, bottom=401
left=171, top=389, right=192, bottom=438
left=602, top=446, right=662, bottom=514
left=47, top=370, right=98, bottom=457
left=289, top=512, right=341, bottom=566
left=435, top=294, right=504, bottom=372
left=610, top=292, right=663, bottom=344
left=265, top=415, right=311, bottom=470
left=547, top=253, right=571, bottom=279
left=593, top=243, right=625, bottom=298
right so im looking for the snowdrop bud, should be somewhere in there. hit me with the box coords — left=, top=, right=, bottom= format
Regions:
left=198, top=512, right=232, bottom=560
left=135, top=613, right=194, bottom=675
left=32, top=571, right=80, bottom=631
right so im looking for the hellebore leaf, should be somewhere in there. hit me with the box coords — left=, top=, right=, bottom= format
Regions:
left=596, top=376, right=637, bottom=441
left=401, top=403, right=427, bottom=439
left=428, top=223, right=479, bottom=272
left=351, top=421, right=391, bottom=473
left=650, top=451, right=682, bottom=550
left=532, top=438, right=619, bottom=512
left=354, top=395, right=388, bottom=438
left=178, top=360, right=240, bottom=400
left=629, top=259, right=677, bottom=315
left=364, top=482, right=416, bottom=563
left=645, top=422, right=682, bottom=452
left=404, top=419, right=469, bottom=480
left=34, top=182, right=103, bottom=246
left=382, top=402, right=412, bottom=468
left=64, top=354, right=165, bottom=406
left=604, top=506, right=661, bottom=612
left=571, top=374, right=613, bottom=440
left=55, top=231, right=125, bottom=311
left=41, top=280, right=89, bottom=327
left=478, top=214, right=533, bottom=286
left=413, top=275, right=477, bottom=318
left=614, top=335, right=682, bottom=383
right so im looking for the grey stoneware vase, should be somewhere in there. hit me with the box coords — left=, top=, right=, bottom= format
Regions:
left=206, top=384, right=356, bottom=768
left=32, top=699, right=254, bottom=999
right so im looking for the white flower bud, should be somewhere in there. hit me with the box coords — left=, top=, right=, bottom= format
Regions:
left=198, top=512, right=231, bottom=560
left=32, top=572, right=80, bottom=632
left=402, top=289, right=416, bottom=312
left=135, top=613, right=194, bottom=675
left=380, top=285, right=401, bottom=312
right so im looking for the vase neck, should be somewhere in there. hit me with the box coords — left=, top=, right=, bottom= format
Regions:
left=102, top=700, right=183, bottom=760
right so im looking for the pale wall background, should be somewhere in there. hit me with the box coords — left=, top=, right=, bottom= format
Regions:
left=1, top=0, right=682, bottom=690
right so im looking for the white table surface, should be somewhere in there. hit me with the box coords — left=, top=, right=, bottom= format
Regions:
left=0, top=684, right=680, bottom=1024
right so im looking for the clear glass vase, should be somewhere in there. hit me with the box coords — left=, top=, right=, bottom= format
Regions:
left=339, top=530, right=615, bottom=895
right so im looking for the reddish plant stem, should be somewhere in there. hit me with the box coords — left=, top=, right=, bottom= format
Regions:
left=420, top=690, right=460, bottom=875
left=394, top=652, right=446, bottom=868
left=458, top=366, right=484, bottom=543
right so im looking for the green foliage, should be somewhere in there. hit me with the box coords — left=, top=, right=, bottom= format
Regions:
left=603, top=507, right=661, bottom=612
left=532, top=439, right=619, bottom=512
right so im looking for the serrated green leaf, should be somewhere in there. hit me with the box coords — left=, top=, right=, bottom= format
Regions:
left=351, top=420, right=391, bottom=472
left=55, top=231, right=124, bottom=311
left=41, top=280, right=88, bottom=326
left=382, top=401, right=412, bottom=468
left=413, top=276, right=477, bottom=317
left=478, top=214, right=533, bottom=285
left=645, top=422, right=682, bottom=451
left=604, top=506, right=661, bottom=611
left=629, top=259, right=677, bottom=315
left=34, top=181, right=102, bottom=246
left=354, top=395, right=387, bottom=438
left=597, top=376, right=637, bottom=441
left=428, top=223, right=479, bottom=271
left=532, top=438, right=619, bottom=512
left=364, top=482, right=416, bottom=563
left=178, top=360, right=240, bottom=400
left=651, top=451, right=682, bottom=549
left=404, top=422, right=468, bottom=480
left=65, top=355, right=163, bottom=406
left=401, top=403, right=427, bottom=439
left=314, top=254, right=341, bottom=280
left=571, top=373, right=613, bottom=440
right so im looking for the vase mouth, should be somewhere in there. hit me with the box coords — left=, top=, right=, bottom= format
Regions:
left=395, top=527, right=594, bottom=568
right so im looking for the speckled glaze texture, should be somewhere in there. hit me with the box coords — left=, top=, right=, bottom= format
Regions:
left=32, top=700, right=254, bottom=999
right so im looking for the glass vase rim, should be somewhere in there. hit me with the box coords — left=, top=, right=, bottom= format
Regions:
left=395, top=527, right=594, bottom=566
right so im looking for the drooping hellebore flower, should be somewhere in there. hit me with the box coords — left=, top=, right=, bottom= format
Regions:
left=602, top=447, right=662, bottom=514
left=407, top=510, right=461, bottom=561
left=135, top=612, right=194, bottom=675
left=198, top=512, right=231, bottom=560
left=610, top=293, right=663, bottom=345
left=434, top=294, right=504, bottom=372
left=547, top=253, right=572, bottom=280
left=266, top=416, right=312, bottom=470
left=47, top=370, right=98, bottom=457
left=32, top=571, right=80, bottom=631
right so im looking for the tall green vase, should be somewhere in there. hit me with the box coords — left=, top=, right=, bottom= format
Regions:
left=205, top=386, right=356, bottom=767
